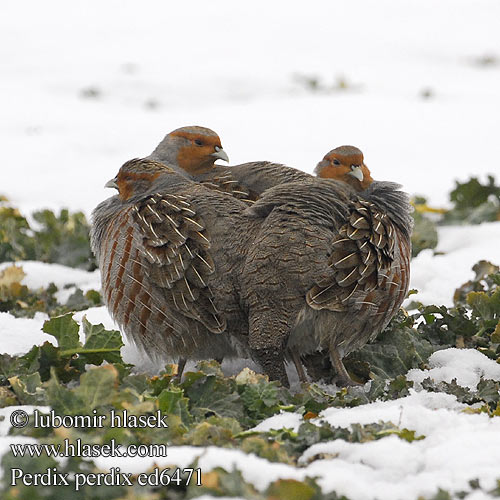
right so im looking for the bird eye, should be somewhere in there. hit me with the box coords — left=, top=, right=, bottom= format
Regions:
left=194, top=139, right=203, bottom=146
left=333, top=159, right=341, bottom=166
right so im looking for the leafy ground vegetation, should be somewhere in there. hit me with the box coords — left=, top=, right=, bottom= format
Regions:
left=0, top=177, right=499, bottom=499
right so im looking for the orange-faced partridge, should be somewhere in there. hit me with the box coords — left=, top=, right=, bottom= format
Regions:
left=148, top=127, right=412, bottom=385
left=93, top=130, right=412, bottom=387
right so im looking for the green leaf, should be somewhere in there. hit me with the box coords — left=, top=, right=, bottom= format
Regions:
left=45, top=368, right=85, bottom=415
left=375, top=427, right=424, bottom=443
left=411, top=210, right=438, bottom=257
left=45, top=365, right=118, bottom=415
left=454, top=260, right=499, bottom=305
left=347, top=324, right=435, bottom=381
left=449, top=175, right=500, bottom=210
left=0, top=204, right=96, bottom=270
left=37, top=341, right=82, bottom=383
left=240, top=377, right=281, bottom=421
left=185, top=374, right=245, bottom=422
left=421, top=377, right=500, bottom=407
left=467, top=289, right=500, bottom=322
left=74, top=365, right=119, bottom=410
left=79, top=316, right=124, bottom=364
left=185, top=416, right=242, bottom=446
left=42, top=313, right=80, bottom=351
left=266, top=479, right=316, bottom=500
left=157, top=386, right=192, bottom=426
left=0, top=386, right=17, bottom=408
left=441, top=175, right=500, bottom=225
left=8, top=372, right=44, bottom=405
left=64, top=288, right=102, bottom=313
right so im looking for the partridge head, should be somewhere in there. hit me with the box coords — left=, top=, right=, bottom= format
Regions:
left=105, top=159, right=172, bottom=200
left=315, top=145, right=373, bottom=191
left=149, top=126, right=229, bottom=176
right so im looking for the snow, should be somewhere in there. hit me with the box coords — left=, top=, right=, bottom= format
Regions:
left=302, top=389, right=500, bottom=499
left=0, top=261, right=101, bottom=304
left=2, top=0, right=500, bottom=498
left=407, top=348, right=500, bottom=390
left=252, top=412, right=303, bottom=433
left=409, top=222, right=500, bottom=307
left=0, top=312, right=51, bottom=356
left=89, top=384, right=500, bottom=500
left=1, top=0, right=500, bottom=216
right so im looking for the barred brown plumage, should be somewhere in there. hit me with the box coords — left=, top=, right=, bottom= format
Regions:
left=146, top=128, right=412, bottom=386
left=92, top=128, right=413, bottom=387
left=91, top=159, right=253, bottom=365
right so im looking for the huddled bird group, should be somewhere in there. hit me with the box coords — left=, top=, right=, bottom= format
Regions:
left=91, top=126, right=413, bottom=387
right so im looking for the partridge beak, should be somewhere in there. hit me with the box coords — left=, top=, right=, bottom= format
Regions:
left=211, top=146, right=229, bottom=163
left=348, top=165, right=364, bottom=182
left=105, top=177, right=118, bottom=190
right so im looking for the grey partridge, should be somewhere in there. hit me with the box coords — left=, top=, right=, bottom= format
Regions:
left=90, top=159, right=254, bottom=372
left=93, top=132, right=412, bottom=387
left=291, top=146, right=411, bottom=384
left=148, top=126, right=412, bottom=385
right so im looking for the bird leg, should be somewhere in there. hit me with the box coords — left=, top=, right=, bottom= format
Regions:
left=329, top=346, right=359, bottom=387
left=290, top=349, right=307, bottom=383
left=176, top=357, right=187, bottom=380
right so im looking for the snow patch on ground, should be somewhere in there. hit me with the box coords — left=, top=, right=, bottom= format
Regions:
left=407, top=348, right=500, bottom=390
left=409, top=222, right=500, bottom=307
left=0, top=312, right=51, bottom=356
left=251, top=412, right=303, bottom=433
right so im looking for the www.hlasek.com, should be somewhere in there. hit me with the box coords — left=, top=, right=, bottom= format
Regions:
left=9, top=408, right=202, bottom=490
left=10, top=439, right=167, bottom=458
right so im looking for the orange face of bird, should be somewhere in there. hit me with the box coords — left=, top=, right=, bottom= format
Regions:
left=105, top=160, right=171, bottom=201
left=169, top=129, right=229, bottom=175
left=315, top=145, right=373, bottom=191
